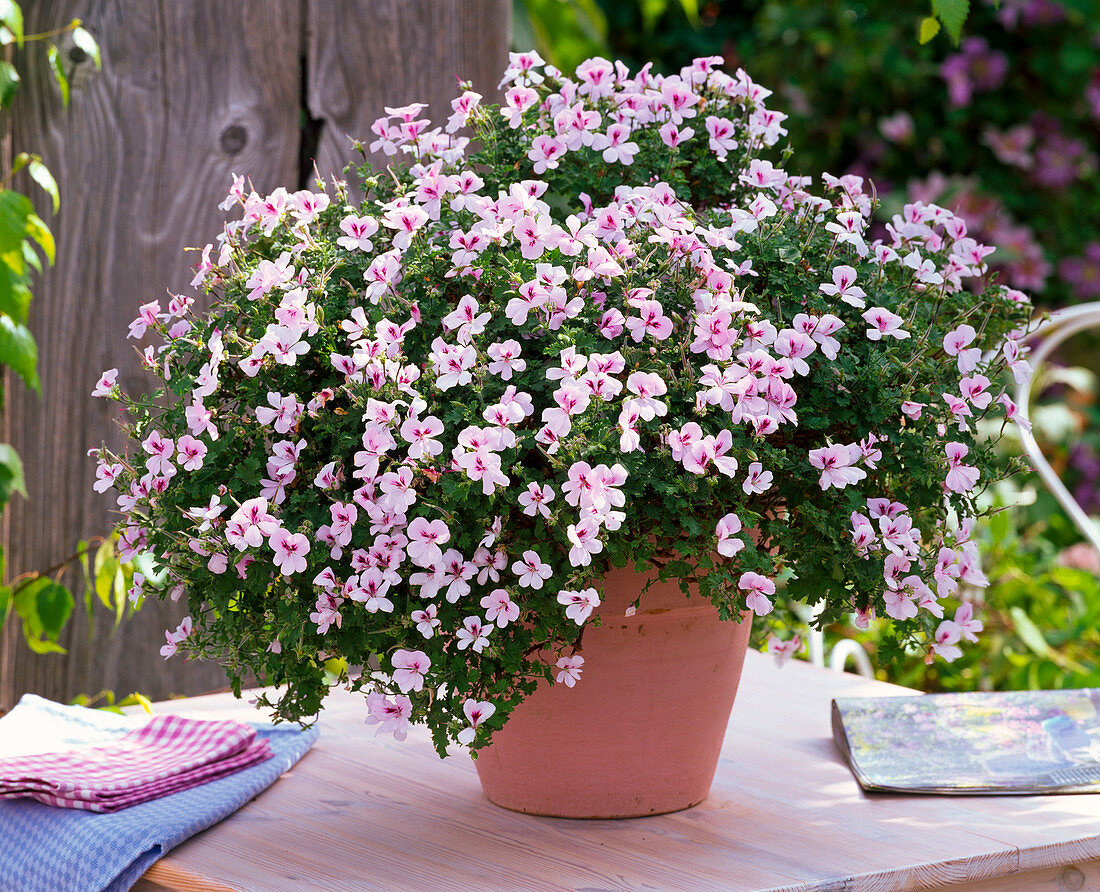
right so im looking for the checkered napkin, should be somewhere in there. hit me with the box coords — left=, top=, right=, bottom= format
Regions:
left=0, top=713, right=272, bottom=811
left=0, top=695, right=319, bottom=892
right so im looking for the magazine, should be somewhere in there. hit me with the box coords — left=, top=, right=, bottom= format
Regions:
left=832, top=687, right=1100, bottom=794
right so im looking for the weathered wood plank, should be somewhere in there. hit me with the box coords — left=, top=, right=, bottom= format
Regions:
left=305, top=0, right=512, bottom=193
left=1, top=0, right=303, bottom=709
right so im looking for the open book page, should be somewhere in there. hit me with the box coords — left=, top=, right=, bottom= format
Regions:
left=832, top=688, right=1100, bottom=794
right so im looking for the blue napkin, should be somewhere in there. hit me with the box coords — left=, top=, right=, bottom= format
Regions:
left=0, top=719, right=318, bottom=892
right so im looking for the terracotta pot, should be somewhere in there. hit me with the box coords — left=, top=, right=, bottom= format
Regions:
left=473, top=563, right=753, bottom=818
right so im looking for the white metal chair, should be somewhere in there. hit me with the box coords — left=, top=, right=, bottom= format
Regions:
left=1015, top=301, right=1100, bottom=554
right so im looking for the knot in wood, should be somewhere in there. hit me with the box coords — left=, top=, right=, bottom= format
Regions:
left=1059, top=865, right=1085, bottom=890
left=219, top=125, right=248, bottom=156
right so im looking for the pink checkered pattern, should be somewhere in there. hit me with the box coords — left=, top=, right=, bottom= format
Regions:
left=0, top=714, right=272, bottom=812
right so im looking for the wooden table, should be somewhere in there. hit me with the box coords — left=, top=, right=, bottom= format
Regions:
left=132, top=652, right=1100, bottom=892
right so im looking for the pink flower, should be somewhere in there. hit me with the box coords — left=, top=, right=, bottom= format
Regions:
left=960, top=375, right=992, bottom=410
left=944, top=442, right=980, bottom=493
left=92, top=368, right=118, bottom=398
left=270, top=528, right=311, bottom=574
left=512, top=550, right=553, bottom=588
left=555, top=654, right=585, bottom=687
left=901, top=401, right=925, bottom=420
left=391, top=649, right=432, bottom=693
left=659, top=121, right=694, bottom=148
left=528, top=135, right=567, bottom=175
left=716, top=513, right=745, bottom=557
left=862, top=307, right=910, bottom=341
left=566, top=518, right=604, bottom=567
left=819, top=265, right=866, bottom=308
left=410, top=603, right=440, bottom=639
left=142, top=430, right=175, bottom=478
left=952, top=601, right=982, bottom=643
left=625, top=299, right=674, bottom=342
left=808, top=443, right=866, bottom=491
left=176, top=435, right=207, bottom=472
left=159, top=616, right=193, bottom=660
left=943, top=324, right=981, bottom=374
left=705, top=115, right=737, bottom=159
left=480, top=589, right=520, bottom=627
left=557, top=587, right=600, bottom=624
left=365, top=692, right=412, bottom=741
left=931, top=620, right=962, bottom=661
left=457, top=698, right=497, bottom=745
left=455, top=616, right=494, bottom=652
left=592, top=123, right=639, bottom=164
left=738, top=572, right=776, bottom=616
left=518, top=482, right=554, bottom=518
left=407, top=517, right=450, bottom=567
left=742, top=462, right=773, bottom=495
left=766, top=634, right=802, bottom=666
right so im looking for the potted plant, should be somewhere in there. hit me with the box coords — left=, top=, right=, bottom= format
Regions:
left=91, top=52, right=1033, bottom=817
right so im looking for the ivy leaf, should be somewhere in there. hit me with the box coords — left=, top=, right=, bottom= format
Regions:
left=932, top=0, right=970, bottom=44
left=0, top=60, right=18, bottom=108
left=0, top=314, right=38, bottom=391
left=0, top=443, right=27, bottom=510
left=919, top=15, right=941, bottom=44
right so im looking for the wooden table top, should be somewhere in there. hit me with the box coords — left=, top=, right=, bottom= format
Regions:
left=132, top=652, right=1100, bottom=892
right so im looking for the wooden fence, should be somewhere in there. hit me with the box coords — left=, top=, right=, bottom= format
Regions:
left=1, top=0, right=511, bottom=710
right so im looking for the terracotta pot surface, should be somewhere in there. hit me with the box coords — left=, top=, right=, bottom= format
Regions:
left=474, top=564, right=753, bottom=818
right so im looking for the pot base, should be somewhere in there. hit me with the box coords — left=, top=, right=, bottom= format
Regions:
left=474, top=566, right=753, bottom=819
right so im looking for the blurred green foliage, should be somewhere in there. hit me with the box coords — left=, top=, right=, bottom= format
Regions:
left=522, top=0, right=1100, bottom=310
left=854, top=508, right=1100, bottom=692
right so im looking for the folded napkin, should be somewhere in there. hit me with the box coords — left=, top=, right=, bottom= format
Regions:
left=0, top=695, right=319, bottom=892
left=0, top=713, right=272, bottom=811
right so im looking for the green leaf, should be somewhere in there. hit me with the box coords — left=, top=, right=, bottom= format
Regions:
left=0, top=584, right=11, bottom=636
left=932, top=0, right=970, bottom=44
left=70, top=25, right=100, bottom=69
left=46, top=43, right=69, bottom=106
left=11, top=575, right=72, bottom=652
left=27, top=160, right=60, bottom=215
left=115, top=560, right=132, bottom=624
left=0, top=315, right=38, bottom=391
left=0, top=443, right=26, bottom=509
left=0, top=60, right=18, bottom=108
left=919, top=15, right=941, bottom=43
left=640, top=0, right=670, bottom=31
left=93, top=541, right=120, bottom=612
left=676, top=0, right=700, bottom=26
left=13, top=576, right=47, bottom=638
left=1010, top=606, right=1054, bottom=658
left=25, top=213, right=55, bottom=263
left=0, top=261, right=32, bottom=322
left=0, top=0, right=23, bottom=47
left=35, top=580, right=74, bottom=638
left=78, top=538, right=95, bottom=626
left=22, top=634, right=65, bottom=654
left=0, top=189, right=34, bottom=254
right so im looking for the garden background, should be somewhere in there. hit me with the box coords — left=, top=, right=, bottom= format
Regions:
left=3, top=0, right=1099, bottom=709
